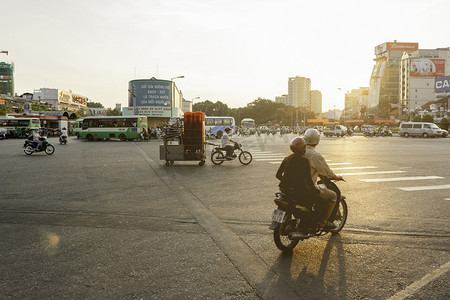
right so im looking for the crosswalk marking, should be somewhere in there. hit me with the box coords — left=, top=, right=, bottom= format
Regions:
left=337, top=171, right=407, bottom=176
left=332, top=166, right=377, bottom=170
left=256, top=158, right=284, bottom=161
left=361, top=176, right=444, bottom=183
left=398, top=185, right=450, bottom=192
left=328, top=163, right=352, bottom=166
left=444, top=198, right=450, bottom=201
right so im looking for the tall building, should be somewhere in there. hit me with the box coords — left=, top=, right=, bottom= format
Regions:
left=0, top=62, right=14, bottom=96
left=368, top=41, right=419, bottom=117
left=344, top=87, right=369, bottom=119
left=400, top=47, right=450, bottom=119
left=310, top=90, right=322, bottom=114
left=275, top=94, right=288, bottom=105
left=288, top=76, right=311, bottom=108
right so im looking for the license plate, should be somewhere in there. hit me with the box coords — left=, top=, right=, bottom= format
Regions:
left=270, top=209, right=286, bottom=223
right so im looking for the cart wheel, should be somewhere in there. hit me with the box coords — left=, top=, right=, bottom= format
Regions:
left=199, top=160, right=205, bottom=166
left=170, top=160, right=174, bottom=165
left=165, top=161, right=170, bottom=166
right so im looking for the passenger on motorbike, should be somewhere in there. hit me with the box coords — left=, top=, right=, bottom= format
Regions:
left=31, top=129, right=42, bottom=150
left=276, top=138, right=324, bottom=214
left=221, top=127, right=237, bottom=159
left=304, top=128, right=344, bottom=230
left=60, top=127, right=68, bottom=138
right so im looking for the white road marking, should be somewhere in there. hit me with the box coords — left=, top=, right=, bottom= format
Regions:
left=398, top=184, right=450, bottom=191
left=337, top=171, right=407, bottom=176
left=328, top=163, right=353, bottom=166
left=255, top=158, right=284, bottom=161
left=444, top=198, right=450, bottom=201
left=332, top=166, right=377, bottom=170
left=270, top=162, right=282, bottom=164
left=360, top=176, right=444, bottom=183
left=387, top=260, right=450, bottom=300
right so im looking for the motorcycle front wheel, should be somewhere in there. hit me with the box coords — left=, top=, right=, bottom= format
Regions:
left=211, top=151, right=225, bottom=165
left=24, top=145, right=33, bottom=155
left=330, top=199, right=348, bottom=233
left=238, top=151, right=252, bottom=165
left=273, top=213, right=299, bottom=252
left=45, top=145, right=55, bottom=155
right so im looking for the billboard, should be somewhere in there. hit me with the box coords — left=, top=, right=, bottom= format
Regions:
left=435, top=76, right=450, bottom=93
left=122, top=106, right=173, bottom=118
left=128, top=79, right=172, bottom=107
left=375, top=42, right=418, bottom=55
left=410, top=58, right=445, bottom=77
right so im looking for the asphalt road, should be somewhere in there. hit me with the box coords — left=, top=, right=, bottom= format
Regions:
left=0, top=134, right=449, bottom=299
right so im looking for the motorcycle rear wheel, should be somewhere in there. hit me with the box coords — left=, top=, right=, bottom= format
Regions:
left=273, top=214, right=299, bottom=252
left=238, top=151, right=252, bottom=165
left=45, top=145, right=55, bottom=155
left=211, top=151, right=225, bottom=165
left=24, top=145, right=33, bottom=155
left=330, top=199, right=348, bottom=233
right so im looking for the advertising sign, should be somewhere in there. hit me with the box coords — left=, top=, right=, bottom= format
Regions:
left=128, top=80, right=172, bottom=107
left=435, top=75, right=450, bottom=93
left=375, top=42, right=418, bottom=55
left=410, top=58, right=445, bottom=77
left=24, top=102, right=31, bottom=111
left=123, top=106, right=173, bottom=118
left=58, top=90, right=72, bottom=104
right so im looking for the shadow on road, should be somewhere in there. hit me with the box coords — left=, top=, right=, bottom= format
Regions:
left=258, top=234, right=348, bottom=299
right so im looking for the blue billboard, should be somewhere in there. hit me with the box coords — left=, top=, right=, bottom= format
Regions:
left=128, top=79, right=172, bottom=107
left=435, top=76, right=450, bottom=93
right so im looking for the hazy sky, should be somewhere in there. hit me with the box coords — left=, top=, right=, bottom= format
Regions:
left=2, top=0, right=448, bottom=111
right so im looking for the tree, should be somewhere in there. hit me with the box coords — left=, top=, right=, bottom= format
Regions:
left=412, top=115, right=422, bottom=122
left=87, top=102, right=104, bottom=108
left=106, top=108, right=121, bottom=116
left=422, top=114, right=433, bottom=123
left=440, top=118, right=448, bottom=130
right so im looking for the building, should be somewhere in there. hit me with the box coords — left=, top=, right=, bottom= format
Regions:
left=288, top=76, right=311, bottom=109
left=344, top=87, right=369, bottom=119
left=400, top=48, right=450, bottom=119
left=33, top=88, right=88, bottom=112
left=123, top=77, right=183, bottom=127
left=0, top=62, right=14, bottom=96
left=275, top=94, right=289, bottom=105
left=368, top=41, right=419, bottom=118
left=310, top=90, right=322, bottom=114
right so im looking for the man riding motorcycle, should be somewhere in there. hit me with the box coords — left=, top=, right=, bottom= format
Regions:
left=276, top=137, right=328, bottom=228
left=221, top=127, right=237, bottom=159
left=304, top=128, right=344, bottom=230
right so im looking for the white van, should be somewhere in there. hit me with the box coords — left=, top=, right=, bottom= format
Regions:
left=399, top=122, right=442, bottom=138
left=323, top=125, right=347, bottom=137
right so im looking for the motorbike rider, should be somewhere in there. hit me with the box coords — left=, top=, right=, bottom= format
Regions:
left=276, top=138, right=326, bottom=220
left=31, top=129, right=42, bottom=150
left=60, top=127, right=68, bottom=140
left=303, top=128, right=344, bottom=231
left=221, top=127, right=237, bottom=159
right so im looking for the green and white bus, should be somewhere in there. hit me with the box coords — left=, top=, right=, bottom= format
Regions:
left=0, top=116, right=40, bottom=138
left=80, top=116, right=148, bottom=141
left=241, top=118, right=256, bottom=134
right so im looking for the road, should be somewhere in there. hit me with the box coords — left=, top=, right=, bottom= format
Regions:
left=0, top=134, right=449, bottom=299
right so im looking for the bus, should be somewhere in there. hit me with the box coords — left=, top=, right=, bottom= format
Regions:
left=205, top=116, right=235, bottom=138
left=80, top=116, right=148, bottom=141
left=0, top=116, right=40, bottom=138
left=71, top=118, right=84, bottom=139
left=241, top=118, right=256, bottom=134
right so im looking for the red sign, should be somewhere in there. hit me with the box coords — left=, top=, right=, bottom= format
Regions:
left=345, top=119, right=365, bottom=123
left=410, top=59, right=445, bottom=77
left=307, top=119, right=329, bottom=123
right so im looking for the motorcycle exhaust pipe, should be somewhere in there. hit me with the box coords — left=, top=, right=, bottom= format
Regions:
left=288, top=232, right=316, bottom=240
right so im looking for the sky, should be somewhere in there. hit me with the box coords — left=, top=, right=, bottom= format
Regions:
left=2, top=0, right=449, bottom=111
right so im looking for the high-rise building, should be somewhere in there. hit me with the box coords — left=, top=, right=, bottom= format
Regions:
left=400, top=48, right=450, bottom=118
left=275, top=94, right=288, bottom=105
left=344, top=87, right=369, bottom=119
left=288, top=76, right=311, bottom=108
left=310, top=90, right=322, bottom=114
left=0, top=62, right=14, bottom=96
left=368, top=41, right=418, bottom=118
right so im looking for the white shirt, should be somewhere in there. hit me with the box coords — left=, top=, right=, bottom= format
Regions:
left=221, top=132, right=231, bottom=148
left=60, top=129, right=68, bottom=137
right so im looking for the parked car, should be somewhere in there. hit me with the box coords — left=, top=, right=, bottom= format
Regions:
left=399, top=122, right=442, bottom=138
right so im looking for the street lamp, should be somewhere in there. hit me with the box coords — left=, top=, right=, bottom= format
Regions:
left=170, top=76, right=185, bottom=117
left=191, top=97, right=200, bottom=112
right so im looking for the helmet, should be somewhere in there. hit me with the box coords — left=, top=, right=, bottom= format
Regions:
left=290, top=137, right=306, bottom=154
left=225, top=127, right=231, bottom=132
left=304, top=128, right=320, bottom=145
left=62, top=127, right=66, bottom=130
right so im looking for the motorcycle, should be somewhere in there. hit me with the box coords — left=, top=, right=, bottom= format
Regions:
left=269, top=177, right=348, bottom=252
left=59, top=135, right=68, bottom=145
left=210, top=142, right=252, bottom=165
left=347, top=129, right=354, bottom=136
left=23, top=137, right=55, bottom=155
